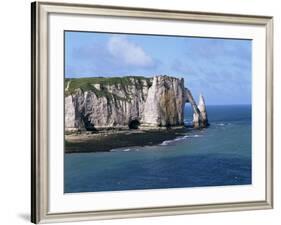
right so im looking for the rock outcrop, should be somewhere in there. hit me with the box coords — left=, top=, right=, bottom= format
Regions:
left=141, top=76, right=185, bottom=127
left=65, top=75, right=208, bottom=131
left=198, top=94, right=209, bottom=127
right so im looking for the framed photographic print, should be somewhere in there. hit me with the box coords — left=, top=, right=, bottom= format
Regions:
left=31, top=1, right=273, bottom=224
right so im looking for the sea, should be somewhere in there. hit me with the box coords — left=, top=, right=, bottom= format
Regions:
left=64, top=105, right=252, bottom=193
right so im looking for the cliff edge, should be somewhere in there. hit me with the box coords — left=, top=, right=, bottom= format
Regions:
left=65, top=75, right=208, bottom=131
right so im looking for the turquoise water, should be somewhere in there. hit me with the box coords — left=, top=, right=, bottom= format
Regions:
left=64, top=105, right=251, bottom=193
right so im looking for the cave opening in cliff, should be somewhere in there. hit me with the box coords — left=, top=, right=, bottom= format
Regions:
left=128, top=119, right=140, bottom=129
left=82, top=116, right=97, bottom=132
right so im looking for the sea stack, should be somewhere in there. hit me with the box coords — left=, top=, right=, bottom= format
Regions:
left=198, top=94, right=209, bottom=127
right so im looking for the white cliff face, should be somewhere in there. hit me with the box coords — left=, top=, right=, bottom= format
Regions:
left=65, top=95, right=76, bottom=130
left=65, top=89, right=86, bottom=131
left=141, top=76, right=185, bottom=127
left=65, top=77, right=151, bottom=131
left=65, top=75, right=208, bottom=131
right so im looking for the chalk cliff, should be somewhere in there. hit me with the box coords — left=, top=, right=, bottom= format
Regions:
left=65, top=75, right=208, bottom=131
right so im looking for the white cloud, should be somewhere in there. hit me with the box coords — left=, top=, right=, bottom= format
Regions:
left=107, top=36, right=154, bottom=67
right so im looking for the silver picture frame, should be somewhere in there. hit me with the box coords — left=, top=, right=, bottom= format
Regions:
left=31, top=1, right=273, bottom=223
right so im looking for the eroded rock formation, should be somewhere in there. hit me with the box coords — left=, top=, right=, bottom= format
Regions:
left=65, top=75, right=208, bottom=131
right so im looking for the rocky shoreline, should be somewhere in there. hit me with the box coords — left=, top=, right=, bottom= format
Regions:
left=64, top=75, right=209, bottom=153
left=65, top=127, right=189, bottom=153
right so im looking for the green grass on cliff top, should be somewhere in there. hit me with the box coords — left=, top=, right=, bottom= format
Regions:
left=65, top=76, right=152, bottom=98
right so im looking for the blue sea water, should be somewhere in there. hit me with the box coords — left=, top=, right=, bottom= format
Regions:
left=64, top=105, right=252, bottom=193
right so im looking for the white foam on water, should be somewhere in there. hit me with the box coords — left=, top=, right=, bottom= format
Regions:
left=215, top=122, right=232, bottom=127
left=110, top=148, right=132, bottom=152
left=174, top=135, right=189, bottom=141
left=111, top=134, right=203, bottom=150
left=159, top=140, right=174, bottom=146
left=159, top=134, right=202, bottom=146
left=110, top=147, right=140, bottom=152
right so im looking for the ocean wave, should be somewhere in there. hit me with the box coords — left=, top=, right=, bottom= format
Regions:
left=214, top=122, right=232, bottom=127
left=110, top=134, right=203, bottom=151
left=110, top=147, right=141, bottom=152
left=159, top=134, right=202, bottom=146
left=159, top=140, right=175, bottom=146
left=110, top=148, right=132, bottom=152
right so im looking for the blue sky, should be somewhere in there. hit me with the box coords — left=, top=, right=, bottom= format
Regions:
left=65, top=31, right=252, bottom=105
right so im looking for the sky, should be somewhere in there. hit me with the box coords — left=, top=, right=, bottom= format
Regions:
left=65, top=31, right=252, bottom=105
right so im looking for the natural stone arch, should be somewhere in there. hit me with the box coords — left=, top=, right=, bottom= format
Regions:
left=185, top=88, right=208, bottom=128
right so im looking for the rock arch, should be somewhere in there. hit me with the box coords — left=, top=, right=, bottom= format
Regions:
left=185, top=88, right=208, bottom=128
